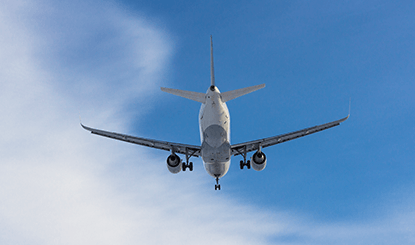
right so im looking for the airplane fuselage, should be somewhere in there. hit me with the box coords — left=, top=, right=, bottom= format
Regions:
left=199, top=85, right=231, bottom=178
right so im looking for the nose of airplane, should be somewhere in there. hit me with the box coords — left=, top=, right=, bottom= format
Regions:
left=205, top=161, right=229, bottom=178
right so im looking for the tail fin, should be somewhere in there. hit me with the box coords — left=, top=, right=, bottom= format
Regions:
left=161, top=87, right=205, bottom=103
left=221, top=84, right=265, bottom=102
left=161, top=37, right=264, bottom=104
left=210, top=35, right=215, bottom=87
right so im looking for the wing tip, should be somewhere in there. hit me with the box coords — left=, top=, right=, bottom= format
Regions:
left=80, top=122, right=91, bottom=132
left=339, top=114, right=349, bottom=124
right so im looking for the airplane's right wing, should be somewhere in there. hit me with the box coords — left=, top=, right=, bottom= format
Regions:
left=231, top=115, right=349, bottom=156
left=81, top=124, right=201, bottom=157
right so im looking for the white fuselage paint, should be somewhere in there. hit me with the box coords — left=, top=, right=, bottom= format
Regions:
left=199, top=86, right=231, bottom=178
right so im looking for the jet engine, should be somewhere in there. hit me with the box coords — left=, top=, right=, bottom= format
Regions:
left=250, top=151, right=267, bottom=171
left=167, top=153, right=182, bottom=174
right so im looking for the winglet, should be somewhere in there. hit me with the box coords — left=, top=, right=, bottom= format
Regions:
left=80, top=122, right=89, bottom=131
left=210, top=35, right=215, bottom=87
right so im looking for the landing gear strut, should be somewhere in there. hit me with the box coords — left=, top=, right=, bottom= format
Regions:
left=215, top=177, right=221, bottom=190
left=182, top=147, right=197, bottom=172
left=236, top=145, right=251, bottom=169
left=182, top=162, right=193, bottom=171
left=240, top=160, right=251, bottom=169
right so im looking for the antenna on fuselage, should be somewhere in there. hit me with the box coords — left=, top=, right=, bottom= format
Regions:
left=210, top=35, right=215, bottom=87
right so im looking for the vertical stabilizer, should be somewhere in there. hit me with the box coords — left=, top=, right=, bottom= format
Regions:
left=210, top=35, right=215, bottom=87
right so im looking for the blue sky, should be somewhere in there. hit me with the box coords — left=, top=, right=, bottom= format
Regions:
left=130, top=0, right=415, bottom=219
left=1, top=0, right=414, bottom=244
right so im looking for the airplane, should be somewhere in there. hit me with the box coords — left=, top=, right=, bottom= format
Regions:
left=81, top=36, right=349, bottom=190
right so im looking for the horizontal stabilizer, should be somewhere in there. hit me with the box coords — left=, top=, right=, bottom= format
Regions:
left=161, top=87, right=206, bottom=103
left=221, top=84, right=265, bottom=102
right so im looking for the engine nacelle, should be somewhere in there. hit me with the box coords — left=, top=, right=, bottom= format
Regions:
left=250, top=151, right=267, bottom=171
left=167, top=154, right=182, bottom=174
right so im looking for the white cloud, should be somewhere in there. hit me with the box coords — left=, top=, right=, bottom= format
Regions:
left=0, top=1, right=414, bottom=245
left=0, top=1, right=279, bottom=244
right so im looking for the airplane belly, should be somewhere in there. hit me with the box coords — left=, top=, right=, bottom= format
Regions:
left=199, top=99, right=230, bottom=142
left=198, top=91, right=231, bottom=179
left=200, top=124, right=231, bottom=178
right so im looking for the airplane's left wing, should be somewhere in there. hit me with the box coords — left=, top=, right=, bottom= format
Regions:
left=81, top=124, right=201, bottom=156
left=231, top=115, right=349, bottom=156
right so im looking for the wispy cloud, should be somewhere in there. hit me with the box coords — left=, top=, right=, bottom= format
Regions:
left=0, top=1, right=414, bottom=244
left=0, top=1, right=279, bottom=244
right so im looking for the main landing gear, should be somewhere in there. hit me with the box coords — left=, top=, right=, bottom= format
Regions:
left=182, top=162, right=193, bottom=171
left=236, top=145, right=251, bottom=169
left=215, top=177, right=221, bottom=190
left=182, top=147, right=197, bottom=171
left=240, top=160, right=251, bottom=169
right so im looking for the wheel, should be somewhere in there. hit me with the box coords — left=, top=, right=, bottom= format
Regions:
left=215, top=184, right=221, bottom=190
left=189, top=162, right=193, bottom=171
left=182, top=163, right=186, bottom=171
left=247, top=160, right=251, bottom=169
left=240, top=160, right=244, bottom=169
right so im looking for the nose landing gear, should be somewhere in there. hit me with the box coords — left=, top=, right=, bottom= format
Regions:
left=215, top=177, right=221, bottom=190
